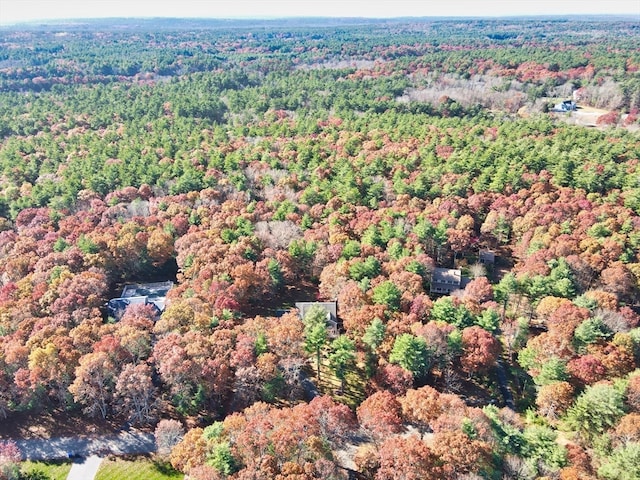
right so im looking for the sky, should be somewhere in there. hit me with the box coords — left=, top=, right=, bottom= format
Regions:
left=0, top=0, right=638, bottom=25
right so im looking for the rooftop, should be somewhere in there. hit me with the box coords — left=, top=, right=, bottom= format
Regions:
left=431, top=267, right=462, bottom=284
left=107, top=280, right=173, bottom=319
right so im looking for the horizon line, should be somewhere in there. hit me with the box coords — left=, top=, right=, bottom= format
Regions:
left=2, top=13, right=639, bottom=27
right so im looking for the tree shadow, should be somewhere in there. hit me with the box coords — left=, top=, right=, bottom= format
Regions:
left=152, top=458, right=179, bottom=475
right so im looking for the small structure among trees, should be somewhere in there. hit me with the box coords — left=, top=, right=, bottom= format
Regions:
left=430, top=268, right=463, bottom=295
left=479, top=249, right=496, bottom=265
left=552, top=99, right=577, bottom=112
left=295, top=301, right=339, bottom=336
left=107, top=280, right=173, bottom=320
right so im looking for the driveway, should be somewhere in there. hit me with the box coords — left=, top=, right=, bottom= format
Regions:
left=16, top=430, right=155, bottom=461
left=66, top=455, right=103, bottom=480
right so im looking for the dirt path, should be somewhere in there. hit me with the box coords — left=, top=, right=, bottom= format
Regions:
left=15, top=430, right=155, bottom=461
left=496, top=360, right=516, bottom=410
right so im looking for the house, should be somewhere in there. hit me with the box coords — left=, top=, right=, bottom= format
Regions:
left=295, top=301, right=339, bottom=336
left=430, top=267, right=462, bottom=294
left=479, top=249, right=496, bottom=265
left=552, top=100, right=577, bottom=112
left=107, top=280, right=173, bottom=320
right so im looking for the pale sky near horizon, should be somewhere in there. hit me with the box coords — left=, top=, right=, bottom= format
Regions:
left=0, top=0, right=638, bottom=25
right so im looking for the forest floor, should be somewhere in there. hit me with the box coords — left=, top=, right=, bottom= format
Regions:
left=244, top=279, right=319, bottom=318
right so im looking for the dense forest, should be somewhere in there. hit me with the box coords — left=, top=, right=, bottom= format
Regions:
left=0, top=16, right=639, bottom=480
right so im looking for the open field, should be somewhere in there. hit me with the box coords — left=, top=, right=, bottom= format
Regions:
left=95, top=457, right=182, bottom=480
left=21, top=460, right=72, bottom=480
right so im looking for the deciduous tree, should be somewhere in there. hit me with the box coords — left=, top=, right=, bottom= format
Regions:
left=68, top=351, right=116, bottom=419
left=536, top=381, right=574, bottom=421
left=114, top=362, right=158, bottom=425
left=170, top=427, right=208, bottom=474
left=372, top=363, right=414, bottom=396
left=357, top=391, right=404, bottom=440
left=155, top=419, right=185, bottom=455
left=460, top=326, right=501, bottom=376
left=0, top=440, right=20, bottom=480
left=431, top=430, right=491, bottom=477
left=401, top=386, right=441, bottom=432
left=375, top=436, right=444, bottom=480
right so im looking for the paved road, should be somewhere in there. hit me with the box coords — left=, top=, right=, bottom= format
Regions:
left=15, top=430, right=155, bottom=461
left=66, top=455, right=103, bottom=480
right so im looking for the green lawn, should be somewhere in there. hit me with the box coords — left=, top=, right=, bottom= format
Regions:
left=21, top=460, right=72, bottom=480
left=95, top=457, right=183, bottom=480
left=315, top=356, right=367, bottom=409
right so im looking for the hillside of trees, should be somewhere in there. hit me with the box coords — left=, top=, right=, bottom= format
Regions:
left=0, top=16, right=639, bottom=480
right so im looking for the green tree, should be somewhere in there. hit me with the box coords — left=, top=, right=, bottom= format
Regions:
left=267, top=259, right=284, bottom=290
left=431, top=297, right=474, bottom=328
left=372, top=281, right=402, bottom=312
left=522, top=425, right=567, bottom=473
left=209, top=441, right=239, bottom=475
left=564, top=383, right=625, bottom=440
left=303, top=306, right=329, bottom=382
left=389, top=334, right=431, bottom=380
left=573, top=317, right=613, bottom=354
left=349, top=256, right=381, bottom=281
left=494, top=273, right=519, bottom=318
left=431, top=296, right=458, bottom=323
left=483, top=404, right=526, bottom=456
left=363, top=317, right=386, bottom=352
left=534, top=357, right=568, bottom=386
left=329, top=335, right=356, bottom=393
left=341, top=240, right=361, bottom=260
left=598, top=442, right=640, bottom=480
left=478, top=309, right=500, bottom=332
left=548, top=258, right=577, bottom=298
left=53, top=237, right=69, bottom=252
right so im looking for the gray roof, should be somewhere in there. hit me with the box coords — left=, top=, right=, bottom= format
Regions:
left=295, top=301, right=339, bottom=337
left=479, top=250, right=496, bottom=263
left=430, top=267, right=463, bottom=294
left=431, top=268, right=462, bottom=284
left=108, top=281, right=173, bottom=319
left=120, top=281, right=174, bottom=299
left=295, top=301, right=337, bottom=321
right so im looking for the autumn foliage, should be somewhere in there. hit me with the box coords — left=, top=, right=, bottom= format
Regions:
left=0, top=16, right=639, bottom=480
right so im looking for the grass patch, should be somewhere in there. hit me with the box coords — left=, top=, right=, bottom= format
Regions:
left=95, top=457, right=182, bottom=480
left=314, top=356, right=367, bottom=408
left=21, top=460, right=72, bottom=480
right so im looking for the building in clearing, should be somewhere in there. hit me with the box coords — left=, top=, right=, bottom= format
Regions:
left=107, top=280, right=173, bottom=320
left=295, top=301, right=339, bottom=336
left=552, top=100, right=577, bottom=112
left=479, top=249, right=496, bottom=265
left=430, top=267, right=463, bottom=295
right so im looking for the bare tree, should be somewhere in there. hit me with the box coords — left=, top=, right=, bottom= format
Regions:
left=596, top=308, right=630, bottom=333
left=114, top=363, right=159, bottom=425
left=502, top=454, right=535, bottom=480
left=279, top=356, right=306, bottom=400
left=469, top=263, right=487, bottom=279
left=155, top=419, right=185, bottom=456
left=442, top=365, right=463, bottom=393
left=254, top=220, right=302, bottom=249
